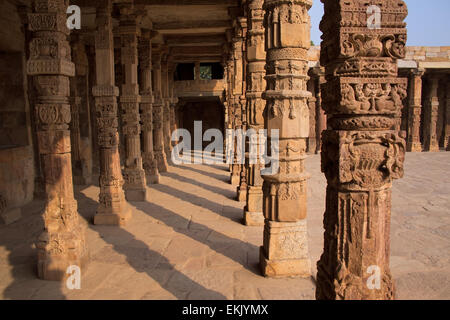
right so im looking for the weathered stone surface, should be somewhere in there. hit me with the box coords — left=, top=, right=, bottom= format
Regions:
left=27, top=0, right=89, bottom=281
left=316, top=0, right=408, bottom=300
left=93, top=2, right=131, bottom=226
left=260, top=0, right=312, bottom=278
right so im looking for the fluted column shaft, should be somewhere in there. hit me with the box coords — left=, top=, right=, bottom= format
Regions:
left=27, top=0, right=88, bottom=280
left=260, top=0, right=312, bottom=278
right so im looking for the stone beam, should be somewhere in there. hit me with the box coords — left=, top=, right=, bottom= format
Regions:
left=170, top=46, right=223, bottom=57
left=154, top=20, right=231, bottom=32
left=165, top=34, right=226, bottom=47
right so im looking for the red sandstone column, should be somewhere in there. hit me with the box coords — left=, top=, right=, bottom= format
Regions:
left=407, top=68, right=425, bottom=152
left=424, top=76, right=441, bottom=152
left=92, top=2, right=131, bottom=225
left=243, top=0, right=266, bottom=226
left=316, top=0, right=408, bottom=300
left=139, top=30, right=160, bottom=184
left=70, top=36, right=93, bottom=185
left=230, top=18, right=246, bottom=186
left=118, top=5, right=147, bottom=201
left=307, top=77, right=317, bottom=154
left=260, top=0, right=312, bottom=278
left=27, top=0, right=88, bottom=280
left=152, top=47, right=169, bottom=172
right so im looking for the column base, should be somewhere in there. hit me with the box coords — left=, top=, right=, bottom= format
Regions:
left=156, top=152, right=169, bottom=173
left=95, top=205, right=131, bottom=226
left=429, top=145, right=440, bottom=152
left=230, top=175, right=240, bottom=185
left=0, top=207, right=21, bottom=225
left=125, top=189, right=147, bottom=202
left=146, top=173, right=160, bottom=185
left=237, top=186, right=247, bottom=202
left=243, top=210, right=264, bottom=226
left=260, top=246, right=311, bottom=278
left=260, top=220, right=311, bottom=278
left=407, top=141, right=422, bottom=152
left=37, top=227, right=90, bottom=281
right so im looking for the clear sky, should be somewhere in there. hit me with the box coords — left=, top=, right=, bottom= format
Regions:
left=310, top=0, right=450, bottom=47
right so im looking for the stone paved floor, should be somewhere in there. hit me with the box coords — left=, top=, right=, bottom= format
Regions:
left=0, top=152, right=449, bottom=300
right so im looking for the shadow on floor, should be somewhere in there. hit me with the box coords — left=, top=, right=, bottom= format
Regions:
left=1, top=200, right=67, bottom=299
left=76, top=192, right=227, bottom=300
left=163, top=171, right=235, bottom=200
left=176, top=164, right=230, bottom=183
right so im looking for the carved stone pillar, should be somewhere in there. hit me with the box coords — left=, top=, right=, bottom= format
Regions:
left=27, top=0, right=88, bottom=280
left=152, top=48, right=169, bottom=172
left=169, top=61, right=179, bottom=148
left=230, top=19, right=246, bottom=186
left=92, top=2, right=131, bottom=226
left=70, top=36, right=93, bottom=185
left=407, top=68, right=425, bottom=152
left=307, top=77, right=317, bottom=154
left=243, top=0, right=265, bottom=226
left=118, top=7, right=147, bottom=200
left=316, top=0, right=408, bottom=300
left=139, top=30, right=160, bottom=184
left=260, top=0, right=312, bottom=278
left=315, top=68, right=326, bottom=154
left=424, top=76, right=440, bottom=152
left=163, top=57, right=175, bottom=160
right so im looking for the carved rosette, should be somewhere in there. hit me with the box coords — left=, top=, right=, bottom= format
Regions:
left=260, top=0, right=312, bottom=278
left=316, top=0, right=408, bottom=300
left=27, top=0, right=88, bottom=281
left=92, top=2, right=131, bottom=226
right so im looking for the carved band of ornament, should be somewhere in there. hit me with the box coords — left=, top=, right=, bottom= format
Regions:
left=37, top=103, right=71, bottom=125
left=100, top=175, right=123, bottom=188
left=98, top=131, right=119, bottom=147
left=122, top=124, right=141, bottom=136
left=322, top=78, right=407, bottom=116
left=28, top=13, right=69, bottom=35
left=328, top=116, right=397, bottom=131
left=267, top=48, right=308, bottom=62
left=333, top=33, right=407, bottom=60
left=120, top=95, right=141, bottom=103
left=97, top=117, right=118, bottom=130
left=30, top=37, right=71, bottom=61
left=264, top=90, right=311, bottom=100
left=95, top=102, right=118, bottom=116
left=332, top=58, right=398, bottom=77
left=321, top=130, right=405, bottom=188
left=93, top=86, right=119, bottom=97
left=28, top=59, right=75, bottom=77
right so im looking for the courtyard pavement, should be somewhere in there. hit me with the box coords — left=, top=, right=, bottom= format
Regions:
left=0, top=152, right=449, bottom=300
